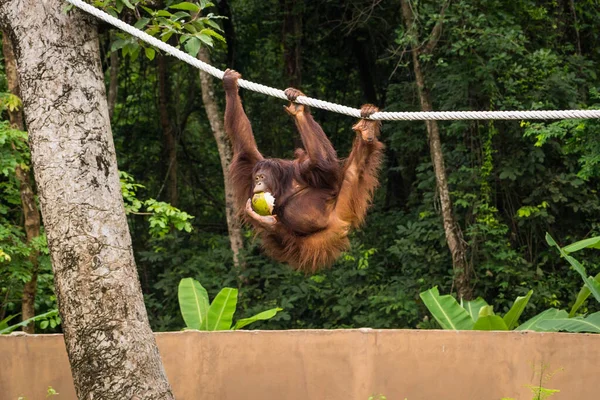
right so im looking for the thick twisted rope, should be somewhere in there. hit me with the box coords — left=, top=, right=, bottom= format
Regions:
left=67, top=0, right=600, bottom=121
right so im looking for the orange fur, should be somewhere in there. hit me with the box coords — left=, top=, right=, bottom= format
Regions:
left=223, top=69, right=384, bottom=272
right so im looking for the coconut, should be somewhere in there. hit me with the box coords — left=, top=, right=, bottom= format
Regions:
left=251, top=192, right=276, bottom=216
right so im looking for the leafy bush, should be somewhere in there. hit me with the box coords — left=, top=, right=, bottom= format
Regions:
left=419, top=233, right=600, bottom=333
left=178, top=278, right=281, bottom=330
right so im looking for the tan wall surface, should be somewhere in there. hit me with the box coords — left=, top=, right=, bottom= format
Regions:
left=1, top=329, right=598, bottom=400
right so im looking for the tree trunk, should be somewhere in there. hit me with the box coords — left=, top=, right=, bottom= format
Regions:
left=281, top=0, right=303, bottom=150
left=197, top=47, right=244, bottom=267
left=351, top=35, right=378, bottom=104
left=157, top=55, right=178, bottom=206
left=281, top=0, right=302, bottom=87
left=216, top=0, right=237, bottom=69
left=107, top=33, right=119, bottom=120
left=2, top=32, right=41, bottom=333
left=0, top=2, right=175, bottom=398
left=400, top=0, right=471, bottom=299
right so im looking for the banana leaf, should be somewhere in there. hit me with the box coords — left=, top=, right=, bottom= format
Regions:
left=473, top=315, right=509, bottom=331
left=546, top=233, right=600, bottom=303
left=178, top=278, right=209, bottom=330
left=420, top=287, right=474, bottom=330
left=0, top=314, right=19, bottom=330
left=569, top=273, right=600, bottom=317
left=515, top=308, right=567, bottom=331
left=563, top=236, right=600, bottom=253
left=206, top=288, right=238, bottom=331
left=462, top=297, right=489, bottom=323
left=233, top=308, right=283, bottom=330
left=536, top=311, right=600, bottom=333
left=503, top=290, right=533, bottom=330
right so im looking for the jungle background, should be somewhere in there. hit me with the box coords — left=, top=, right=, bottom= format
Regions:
left=1, top=0, right=600, bottom=332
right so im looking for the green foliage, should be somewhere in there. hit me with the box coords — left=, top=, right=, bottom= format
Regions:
left=120, top=171, right=194, bottom=239
left=515, top=309, right=567, bottom=331
left=0, top=92, right=21, bottom=113
left=563, top=236, right=600, bottom=253
left=17, top=385, right=59, bottom=400
left=178, top=277, right=209, bottom=329
left=502, top=363, right=562, bottom=400
left=7, top=0, right=600, bottom=334
left=420, top=287, right=475, bottom=330
left=545, top=233, right=600, bottom=304
left=420, top=287, right=533, bottom=331
left=421, top=233, right=600, bottom=333
left=0, top=118, right=55, bottom=330
left=569, top=273, right=600, bottom=317
left=503, top=290, right=534, bottom=329
left=0, top=309, right=59, bottom=334
left=367, top=395, right=388, bottom=400
left=96, top=0, right=225, bottom=61
left=178, top=278, right=282, bottom=331
left=524, top=101, right=600, bottom=180
left=518, top=234, right=600, bottom=332
left=536, top=312, right=600, bottom=333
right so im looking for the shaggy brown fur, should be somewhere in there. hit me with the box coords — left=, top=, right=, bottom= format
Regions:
left=223, top=69, right=384, bottom=272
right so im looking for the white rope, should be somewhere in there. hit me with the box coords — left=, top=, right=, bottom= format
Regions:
left=67, top=0, right=600, bottom=121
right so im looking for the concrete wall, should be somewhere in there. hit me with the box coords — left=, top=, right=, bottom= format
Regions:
left=1, top=329, right=598, bottom=400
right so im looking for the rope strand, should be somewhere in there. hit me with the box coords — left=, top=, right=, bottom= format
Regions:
left=67, top=0, right=600, bottom=121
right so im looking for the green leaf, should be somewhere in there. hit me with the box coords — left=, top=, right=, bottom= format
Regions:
left=144, top=47, right=156, bottom=61
left=473, top=315, right=509, bottom=331
left=169, top=2, right=201, bottom=12
left=183, top=24, right=198, bottom=34
left=140, top=5, right=155, bottom=15
left=111, top=38, right=128, bottom=52
left=204, top=19, right=222, bottom=31
left=0, top=314, right=19, bottom=330
left=134, top=17, right=150, bottom=30
left=184, top=37, right=202, bottom=57
left=545, top=233, right=557, bottom=247
left=171, top=11, right=190, bottom=22
left=536, top=312, right=600, bottom=333
left=233, top=308, right=283, bottom=330
left=178, top=278, right=209, bottom=330
left=478, top=305, right=495, bottom=317
left=462, top=298, right=489, bottom=323
left=106, top=7, right=119, bottom=18
left=130, top=45, right=141, bottom=62
left=546, top=233, right=600, bottom=303
left=0, top=310, right=58, bottom=335
left=197, top=33, right=214, bottom=47
left=563, top=236, right=600, bottom=253
left=121, top=0, right=135, bottom=10
left=503, top=290, right=533, bottom=330
left=419, top=287, right=474, bottom=330
left=569, top=273, right=600, bottom=317
left=199, top=28, right=225, bottom=42
left=515, top=308, right=568, bottom=331
left=206, top=288, right=238, bottom=331
left=161, top=30, right=174, bottom=43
